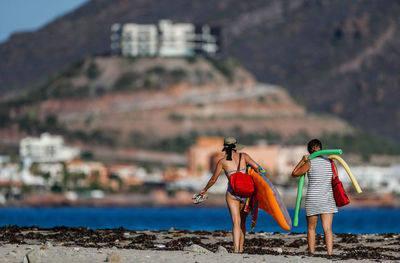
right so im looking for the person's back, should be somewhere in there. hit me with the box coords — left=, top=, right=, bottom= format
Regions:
left=198, top=137, right=259, bottom=253
left=291, top=138, right=338, bottom=255
left=306, top=157, right=337, bottom=216
left=222, top=152, right=247, bottom=178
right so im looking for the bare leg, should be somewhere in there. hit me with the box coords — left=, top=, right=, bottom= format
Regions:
left=306, top=215, right=318, bottom=254
left=239, top=208, right=248, bottom=252
left=320, top=213, right=334, bottom=255
left=226, top=191, right=242, bottom=253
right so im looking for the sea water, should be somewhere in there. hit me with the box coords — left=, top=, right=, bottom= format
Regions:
left=0, top=207, right=399, bottom=234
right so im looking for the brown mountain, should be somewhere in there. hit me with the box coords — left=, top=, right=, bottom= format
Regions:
left=1, top=0, right=400, bottom=143
left=3, top=56, right=351, bottom=152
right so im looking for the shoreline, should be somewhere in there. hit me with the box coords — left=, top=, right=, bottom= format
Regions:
left=1, top=205, right=399, bottom=211
left=2, top=191, right=399, bottom=208
left=0, top=226, right=399, bottom=262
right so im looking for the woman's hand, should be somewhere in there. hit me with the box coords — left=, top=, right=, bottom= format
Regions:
left=200, top=159, right=222, bottom=195
left=292, top=154, right=311, bottom=177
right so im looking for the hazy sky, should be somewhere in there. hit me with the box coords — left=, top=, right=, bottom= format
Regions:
left=0, top=0, right=89, bottom=43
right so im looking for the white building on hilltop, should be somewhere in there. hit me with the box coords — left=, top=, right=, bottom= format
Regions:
left=158, top=20, right=195, bottom=57
left=112, top=23, right=158, bottom=57
left=111, top=19, right=220, bottom=57
left=20, top=133, right=80, bottom=163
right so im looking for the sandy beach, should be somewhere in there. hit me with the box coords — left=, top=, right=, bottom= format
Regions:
left=0, top=226, right=399, bottom=262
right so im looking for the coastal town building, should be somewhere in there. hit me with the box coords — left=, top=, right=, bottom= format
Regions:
left=64, top=160, right=160, bottom=191
left=339, top=164, right=400, bottom=194
left=0, top=163, right=45, bottom=187
left=36, top=162, right=64, bottom=186
left=2, top=132, right=400, bottom=206
left=66, top=159, right=110, bottom=189
left=187, top=136, right=306, bottom=180
left=108, top=164, right=147, bottom=187
left=169, top=137, right=307, bottom=194
left=276, top=146, right=308, bottom=183
left=20, top=133, right=79, bottom=163
left=187, top=137, right=223, bottom=176
left=0, top=155, right=10, bottom=164
left=111, top=20, right=220, bottom=57
left=0, top=164, right=22, bottom=186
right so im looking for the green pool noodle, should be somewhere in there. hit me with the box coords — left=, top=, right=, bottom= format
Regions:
left=293, top=149, right=343, bottom=227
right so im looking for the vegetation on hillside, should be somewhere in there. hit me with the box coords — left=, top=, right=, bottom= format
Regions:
left=0, top=55, right=246, bottom=135
left=128, top=127, right=400, bottom=159
left=2, top=104, right=400, bottom=159
left=113, top=66, right=188, bottom=92
left=1, top=52, right=399, bottom=160
left=1, top=56, right=242, bottom=107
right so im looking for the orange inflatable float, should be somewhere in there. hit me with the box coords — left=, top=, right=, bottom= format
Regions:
left=247, top=167, right=292, bottom=231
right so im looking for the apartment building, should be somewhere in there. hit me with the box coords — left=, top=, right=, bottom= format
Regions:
left=20, top=133, right=79, bottom=163
left=111, top=20, right=220, bottom=57
left=111, top=23, right=158, bottom=57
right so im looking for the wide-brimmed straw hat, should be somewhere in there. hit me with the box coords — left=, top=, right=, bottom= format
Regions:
left=222, top=137, right=245, bottom=151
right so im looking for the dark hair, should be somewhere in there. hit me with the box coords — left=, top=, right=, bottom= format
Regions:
left=307, top=139, right=322, bottom=154
left=223, top=143, right=236, bottom=160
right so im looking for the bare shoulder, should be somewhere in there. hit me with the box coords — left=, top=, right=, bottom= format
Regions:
left=241, top=152, right=251, bottom=159
left=241, top=152, right=257, bottom=165
left=217, top=157, right=226, bottom=165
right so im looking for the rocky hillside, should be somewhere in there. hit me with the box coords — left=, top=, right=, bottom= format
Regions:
left=1, top=56, right=352, bottom=153
left=1, top=0, right=399, bottom=144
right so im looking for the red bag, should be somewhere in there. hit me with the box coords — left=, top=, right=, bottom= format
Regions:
left=330, top=159, right=350, bottom=207
left=229, top=153, right=255, bottom=197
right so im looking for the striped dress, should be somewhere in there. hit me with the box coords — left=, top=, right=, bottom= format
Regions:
left=305, top=157, right=338, bottom=216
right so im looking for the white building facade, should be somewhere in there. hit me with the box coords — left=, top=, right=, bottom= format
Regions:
left=112, top=23, right=158, bottom=57
left=20, top=133, right=80, bottom=163
left=158, top=20, right=195, bottom=57
left=338, top=165, right=400, bottom=194
left=111, top=20, right=220, bottom=57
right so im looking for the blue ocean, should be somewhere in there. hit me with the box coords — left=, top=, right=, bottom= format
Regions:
left=0, top=207, right=399, bottom=234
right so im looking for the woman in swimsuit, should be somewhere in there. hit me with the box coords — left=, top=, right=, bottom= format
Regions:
left=199, top=137, right=260, bottom=253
